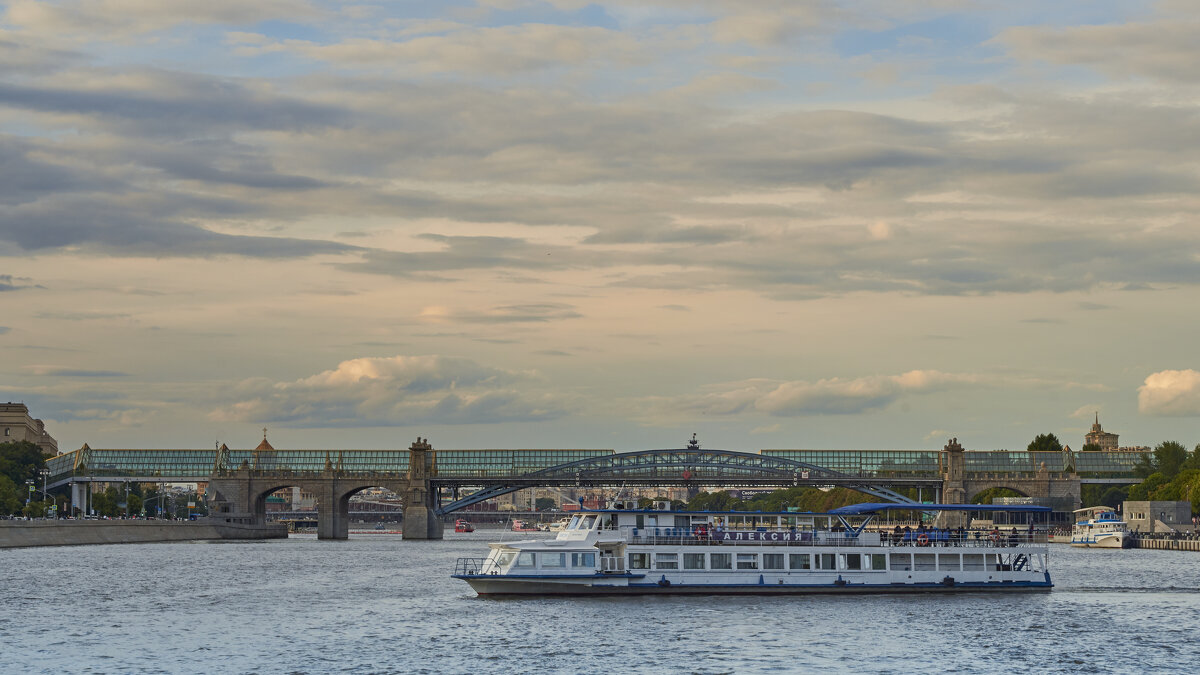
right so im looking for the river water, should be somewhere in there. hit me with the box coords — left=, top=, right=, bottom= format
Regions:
left=2, top=530, right=1198, bottom=674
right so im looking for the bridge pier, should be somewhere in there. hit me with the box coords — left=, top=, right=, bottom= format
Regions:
left=402, top=438, right=443, bottom=540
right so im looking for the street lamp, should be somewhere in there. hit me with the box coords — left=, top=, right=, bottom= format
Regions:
left=40, top=469, right=50, bottom=518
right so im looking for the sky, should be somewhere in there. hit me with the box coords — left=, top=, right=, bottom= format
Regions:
left=2, top=0, right=1200, bottom=455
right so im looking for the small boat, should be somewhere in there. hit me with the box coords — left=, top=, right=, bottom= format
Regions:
left=454, top=503, right=1053, bottom=595
left=455, top=519, right=475, bottom=533
left=510, top=519, right=541, bottom=532
left=1071, top=506, right=1129, bottom=548
left=547, top=517, right=571, bottom=533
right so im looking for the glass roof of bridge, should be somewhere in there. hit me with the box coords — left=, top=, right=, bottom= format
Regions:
left=46, top=447, right=615, bottom=483
left=45, top=446, right=1145, bottom=485
left=762, top=450, right=943, bottom=477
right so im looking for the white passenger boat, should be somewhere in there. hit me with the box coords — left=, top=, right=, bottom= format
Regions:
left=1070, top=506, right=1129, bottom=548
left=453, top=503, right=1053, bottom=595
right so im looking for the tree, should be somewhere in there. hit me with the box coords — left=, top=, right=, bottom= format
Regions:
left=971, top=487, right=1024, bottom=504
left=1098, top=486, right=1128, bottom=509
left=534, top=497, right=556, bottom=511
left=0, top=474, right=23, bottom=515
left=1127, top=472, right=1168, bottom=501
left=1081, top=444, right=1101, bottom=453
left=1027, top=433, right=1063, bottom=453
left=687, top=491, right=744, bottom=511
left=1134, top=441, right=1189, bottom=480
left=0, top=440, right=46, bottom=485
left=1081, top=484, right=1128, bottom=508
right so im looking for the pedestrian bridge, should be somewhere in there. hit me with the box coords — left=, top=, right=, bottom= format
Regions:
left=43, top=438, right=1148, bottom=538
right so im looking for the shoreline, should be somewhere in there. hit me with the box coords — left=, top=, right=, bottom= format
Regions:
left=0, top=519, right=287, bottom=548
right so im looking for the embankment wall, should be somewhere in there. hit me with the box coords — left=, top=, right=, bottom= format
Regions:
left=1131, top=537, right=1200, bottom=552
left=0, top=519, right=287, bottom=548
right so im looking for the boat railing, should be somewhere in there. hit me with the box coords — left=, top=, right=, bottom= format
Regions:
left=623, top=530, right=1047, bottom=548
left=454, top=557, right=500, bottom=575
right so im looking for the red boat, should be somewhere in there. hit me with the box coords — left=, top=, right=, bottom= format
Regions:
left=454, top=519, right=475, bottom=533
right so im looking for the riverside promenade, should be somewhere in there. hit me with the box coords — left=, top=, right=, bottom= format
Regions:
left=0, top=519, right=287, bottom=548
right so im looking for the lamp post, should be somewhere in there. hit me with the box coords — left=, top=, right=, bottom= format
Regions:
left=25, top=479, right=33, bottom=507
left=40, top=469, right=50, bottom=517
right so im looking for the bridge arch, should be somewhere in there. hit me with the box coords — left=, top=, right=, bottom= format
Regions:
left=969, top=485, right=1031, bottom=504
left=434, top=445, right=920, bottom=514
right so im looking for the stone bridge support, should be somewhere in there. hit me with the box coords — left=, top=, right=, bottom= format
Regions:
left=205, top=438, right=444, bottom=540
left=401, top=438, right=441, bottom=540
left=936, top=437, right=1080, bottom=523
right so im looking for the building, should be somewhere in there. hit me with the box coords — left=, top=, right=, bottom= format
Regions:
left=0, top=402, right=58, bottom=456
left=1123, top=501, right=1194, bottom=533
left=1084, top=413, right=1119, bottom=450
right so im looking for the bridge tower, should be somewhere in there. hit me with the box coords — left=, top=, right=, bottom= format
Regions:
left=402, top=437, right=443, bottom=540
left=942, top=437, right=966, bottom=504
left=937, top=438, right=968, bottom=528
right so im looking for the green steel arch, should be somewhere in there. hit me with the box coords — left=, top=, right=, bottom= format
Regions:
left=434, top=443, right=919, bottom=514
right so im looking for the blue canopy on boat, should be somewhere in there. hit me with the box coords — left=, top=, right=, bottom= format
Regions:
left=829, top=503, right=1052, bottom=515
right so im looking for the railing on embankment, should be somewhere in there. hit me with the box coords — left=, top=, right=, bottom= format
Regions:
left=1130, top=536, right=1200, bottom=552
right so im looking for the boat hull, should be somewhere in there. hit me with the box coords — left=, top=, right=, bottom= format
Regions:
left=458, top=576, right=1053, bottom=596
left=1071, top=532, right=1127, bottom=548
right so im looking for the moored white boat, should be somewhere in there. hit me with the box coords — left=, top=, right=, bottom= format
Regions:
left=453, top=503, right=1053, bottom=595
left=1070, top=506, right=1129, bottom=548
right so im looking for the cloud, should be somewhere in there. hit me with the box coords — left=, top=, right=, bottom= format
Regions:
left=35, top=310, right=132, bottom=321
left=4, top=0, right=321, bottom=39
left=997, top=19, right=1200, bottom=84
left=1138, top=370, right=1200, bottom=416
left=418, top=303, right=582, bottom=324
left=23, top=365, right=129, bottom=377
left=1, top=198, right=359, bottom=258
left=0, top=274, right=40, bottom=291
left=755, top=370, right=981, bottom=416
left=209, top=355, right=569, bottom=427
left=235, top=23, right=646, bottom=75
left=630, top=370, right=1103, bottom=423
left=0, top=76, right=348, bottom=135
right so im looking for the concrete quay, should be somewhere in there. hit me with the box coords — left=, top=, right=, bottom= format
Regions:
left=1130, top=537, right=1200, bottom=552
left=0, top=519, right=287, bottom=549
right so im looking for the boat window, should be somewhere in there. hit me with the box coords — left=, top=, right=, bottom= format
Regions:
left=571, top=552, right=596, bottom=567
left=579, top=515, right=597, bottom=530
left=684, top=553, right=705, bottom=570
left=938, top=554, right=960, bottom=571
left=815, top=553, right=835, bottom=570
left=913, top=554, right=936, bottom=571
left=789, top=554, right=810, bottom=570
left=628, top=553, right=650, bottom=569
left=636, top=515, right=645, bottom=528
left=762, top=554, right=784, bottom=570
left=962, top=554, right=985, bottom=571
left=495, top=551, right=517, bottom=568
left=515, top=552, right=536, bottom=567
left=710, top=553, right=732, bottom=570
left=567, top=515, right=581, bottom=530
left=655, top=553, right=679, bottom=570
left=542, top=553, right=565, bottom=568
left=843, top=554, right=862, bottom=571
left=601, top=514, right=615, bottom=530
left=674, top=516, right=691, bottom=528
left=888, top=553, right=910, bottom=571
left=870, top=554, right=886, bottom=571
left=736, top=554, right=759, bottom=570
